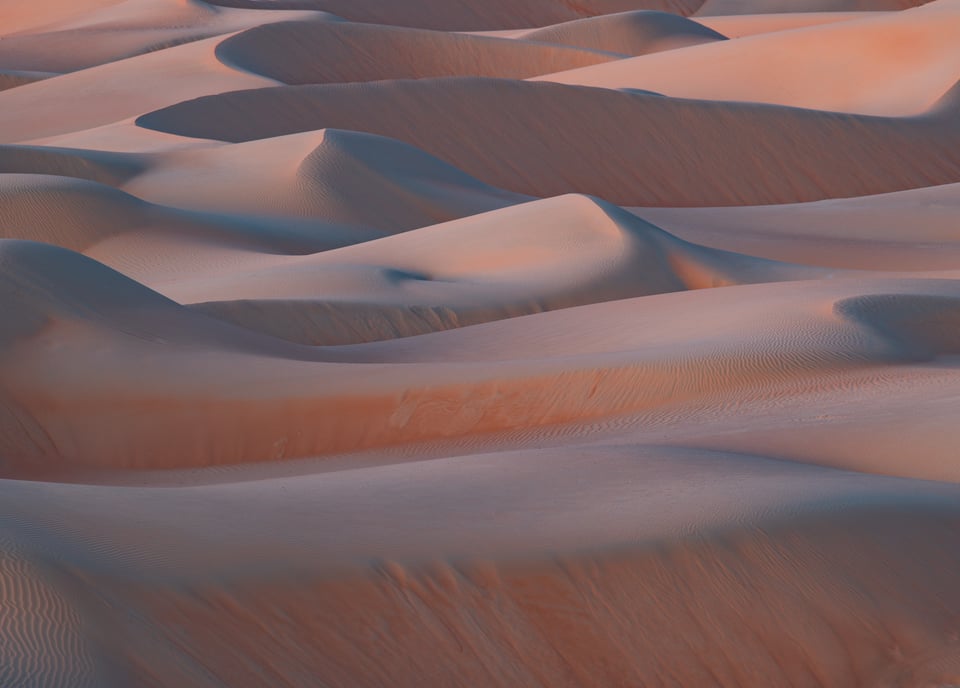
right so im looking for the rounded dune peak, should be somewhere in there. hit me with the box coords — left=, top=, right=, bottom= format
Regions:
left=521, top=10, right=726, bottom=56
left=126, top=128, right=527, bottom=233
left=180, top=194, right=836, bottom=346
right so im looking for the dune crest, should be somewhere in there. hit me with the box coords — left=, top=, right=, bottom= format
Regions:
left=519, top=10, right=727, bottom=55
left=2, top=0, right=960, bottom=685
left=136, top=77, right=960, bottom=206
left=536, top=1, right=960, bottom=116
left=216, top=19, right=618, bottom=84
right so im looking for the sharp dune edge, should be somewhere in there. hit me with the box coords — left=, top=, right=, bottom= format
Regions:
left=2, top=1, right=960, bottom=686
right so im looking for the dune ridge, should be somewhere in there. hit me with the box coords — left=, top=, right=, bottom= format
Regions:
left=632, top=181, right=960, bottom=270
left=168, top=194, right=842, bottom=343
left=2, top=0, right=960, bottom=685
left=519, top=10, right=727, bottom=55
left=136, top=77, right=960, bottom=206
left=536, top=2, right=960, bottom=116
left=216, top=19, right=619, bottom=84
left=122, top=129, right=528, bottom=232
left=201, top=0, right=707, bottom=30
left=3, top=238, right=960, bottom=474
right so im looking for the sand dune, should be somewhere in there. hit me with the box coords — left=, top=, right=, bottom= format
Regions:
left=633, top=181, right=960, bottom=270
left=0, top=32, right=280, bottom=144
left=0, top=445, right=959, bottom=686
left=537, top=2, right=960, bottom=116
left=2, top=0, right=960, bottom=685
left=0, top=131, right=525, bottom=234
left=204, top=0, right=706, bottom=31
left=696, top=0, right=930, bottom=13
left=518, top=10, right=726, bottom=55
left=0, top=0, right=124, bottom=36
left=0, top=173, right=361, bottom=270
left=217, top=20, right=617, bottom=84
left=4, top=238, right=960, bottom=476
left=695, top=9, right=886, bottom=36
left=138, top=77, right=960, bottom=205
left=123, top=129, right=528, bottom=230
left=0, top=549, right=100, bottom=688
left=172, top=194, right=839, bottom=343
left=0, top=144, right=147, bottom=184
left=0, top=0, right=327, bottom=72
left=0, top=174, right=156, bottom=250
left=0, top=69, right=56, bottom=92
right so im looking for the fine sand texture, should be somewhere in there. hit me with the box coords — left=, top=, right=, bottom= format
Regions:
left=2, top=1, right=960, bottom=686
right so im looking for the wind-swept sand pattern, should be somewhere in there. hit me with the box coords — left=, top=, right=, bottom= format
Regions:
left=1, top=0, right=960, bottom=686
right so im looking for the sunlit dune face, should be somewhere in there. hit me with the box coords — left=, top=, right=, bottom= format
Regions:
left=0, top=0, right=959, bottom=686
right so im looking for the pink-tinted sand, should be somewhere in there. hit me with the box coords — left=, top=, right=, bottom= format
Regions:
left=2, top=0, right=960, bottom=685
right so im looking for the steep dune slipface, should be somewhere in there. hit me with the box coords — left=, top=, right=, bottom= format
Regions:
left=136, top=77, right=960, bottom=206
left=3, top=0, right=960, bottom=685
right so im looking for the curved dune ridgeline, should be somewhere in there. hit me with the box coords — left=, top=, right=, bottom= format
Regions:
left=3, top=0, right=960, bottom=685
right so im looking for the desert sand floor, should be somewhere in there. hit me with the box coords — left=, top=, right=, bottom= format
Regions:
left=2, top=0, right=960, bottom=686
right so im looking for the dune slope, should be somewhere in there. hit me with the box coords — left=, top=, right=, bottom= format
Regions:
left=217, top=20, right=618, bottom=84
left=137, top=77, right=960, bottom=206
left=537, top=1, right=960, bottom=116
left=520, top=10, right=726, bottom=55
left=2, top=0, right=960, bottom=686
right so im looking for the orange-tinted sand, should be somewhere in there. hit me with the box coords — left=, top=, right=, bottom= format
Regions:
left=2, top=0, right=960, bottom=686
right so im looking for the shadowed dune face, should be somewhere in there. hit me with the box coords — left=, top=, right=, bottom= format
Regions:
left=201, top=0, right=707, bottom=30
left=136, top=77, right=960, bottom=206
left=216, top=20, right=620, bottom=84
left=0, top=146, right=147, bottom=185
left=121, top=129, right=529, bottom=230
left=5, top=0, right=960, bottom=686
